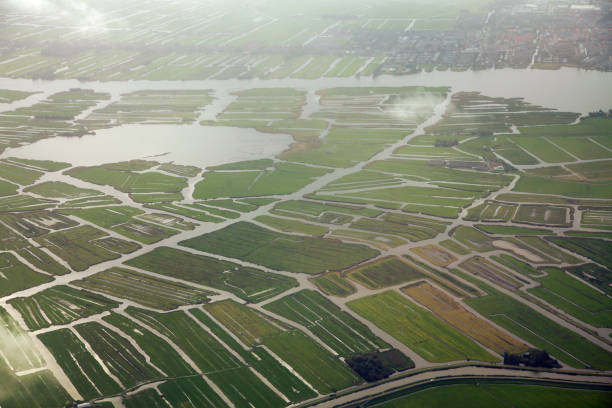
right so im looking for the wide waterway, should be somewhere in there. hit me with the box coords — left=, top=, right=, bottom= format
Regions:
left=0, top=68, right=611, bottom=167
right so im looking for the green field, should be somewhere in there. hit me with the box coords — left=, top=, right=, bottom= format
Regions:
left=528, top=268, right=612, bottom=328
left=60, top=206, right=178, bottom=244
left=125, top=246, right=297, bottom=302
left=190, top=307, right=317, bottom=403
left=38, top=329, right=122, bottom=400
left=347, top=257, right=426, bottom=289
left=458, top=271, right=612, bottom=369
left=193, top=162, right=329, bottom=199
left=126, top=307, right=242, bottom=373
left=370, top=381, right=612, bottom=408
left=312, top=272, right=357, bottom=297
left=24, top=181, right=102, bottom=198
left=181, top=221, right=379, bottom=274
left=546, top=237, right=612, bottom=269
left=264, top=290, right=389, bottom=356
left=0, top=252, right=53, bottom=296
left=158, top=376, right=227, bottom=408
left=348, top=291, right=497, bottom=363
left=73, top=267, right=215, bottom=310
left=66, top=165, right=187, bottom=193
left=10, top=285, right=120, bottom=330
left=75, top=322, right=162, bottom=388
left=34, top=225, right=140, bottom=271
left=103, top=313, right=196, bottom=378
left=263, top=330, right=363, bottom=394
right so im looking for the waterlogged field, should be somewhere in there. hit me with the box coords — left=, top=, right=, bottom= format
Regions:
left=0, top=80, right=611, bottom=408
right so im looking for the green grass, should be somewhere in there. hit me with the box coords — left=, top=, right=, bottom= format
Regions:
left=263, top=330, right=363, bottom=394
left=348, top=291, right=497, bottom=363
left=0, top=210, right=77, bottom=237
left=372, top=382, right=612, bottom=408
left=0, top=161, right=44, bottom=185
left=5, top=157, right=70, bottom=172
left=0, top=252, right=53, bottom=296
left=34, top=225, right=140, bottom=271
left=475, top=224, right=552, bottom=235
left=0, top=179, right=18, bottom=196
left=181, top=221, right=379, bottom=274
left=255, top=215, right=328, bottom=236
left=516, top=236, right=581, bottom=264
left=74, top=267, right=215, bottom=310
left=567, top=160, right=612, bottom=182
left=126, top=307, right=242, bottom=373
left=190, top=308, right=316, bottom=403
left=457, top=271, right=612, bottom=369
left=204, top=300, right=282, bottom=347
left=24, top=181, right=102, bottom=198
left=124, top=389, right=169, bottom=408
left=38, top=329, right=122, bottom=400
left=514, top=205, right=568, bottom=226
left=286, top=128, right=408, bottom=168
left=0, top=359, right=72, bottom=408
left=349, top=212, right=448, bottom=242
left=125, top=247, right=297, bottom=303
left=514, top=175, right=612, bottom=199
left=10, top=285, right=120, bottom=330
left=0, top=306, right=45, bottom=372
left=491, top=254, right=541, bottom=278
left=0, top=194, right=55, bottom=211
left=158, top=376, right=227, bottom=408
left=553, top=137, right=610, bottom=160
left=194, top=162, right=330, bottom=199
left=452, top=226, right=495, bottom=252
left=264, top=290, right=388, bottom=356
left=511, top=136, right=575, bottom=163
left=103, top=313, right=196, bottom=378
left=347, top=257, right=426, bottom=289
left=16, top=245, right=70, bottom=275
left=208, top=367, right=286, bottom=408
left=546, top=237, right=612, bottom=269
left=66, top=166, right=187, bottom=193
left=75, top=322, right=162, bottom=388
left=59, top=206, right=178, bottom=244
left=528, top=267, right=612, bottom=328
left=439, top=239, right=471, bottom=255
left=312, top=272, right=356, bottom=297
left=144, top=203, right=225, bottom=223
left=566, top=264, right=612, bottom=296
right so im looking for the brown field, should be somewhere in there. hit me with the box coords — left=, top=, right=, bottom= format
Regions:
left=411, top=244, right=457, bottom=267
left=402, top=281, right=528, bottom=355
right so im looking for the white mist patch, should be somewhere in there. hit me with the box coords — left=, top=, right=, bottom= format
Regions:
left=7, top=0, right=106, bottom=32
left=384, top=93, right=447, bottom=122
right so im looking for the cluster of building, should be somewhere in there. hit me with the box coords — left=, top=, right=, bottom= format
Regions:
left=340, top=1, right=611, bottom=74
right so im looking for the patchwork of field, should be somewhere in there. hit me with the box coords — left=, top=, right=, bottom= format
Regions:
left=73, top=267, right=216, bottom=310
left=348, top=291, right=497, bottom=363
left=458, top=271, right=612, bottom=370
left=1, top=85, right=611, bottom=408
left=402, top=281, right=527, bottom=355
left=124, top=246, right=297, bottom=303
left=263, top=290, right=389, bottom=357
left=0, top=89, right=110, bottom=154
left=180, top=221, right=379, bottom=274
left=9, top=285, right=120, bottom=330
left=33, top=225, right=140, bottom=271
left=85, top=90, right=213, bottom=126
